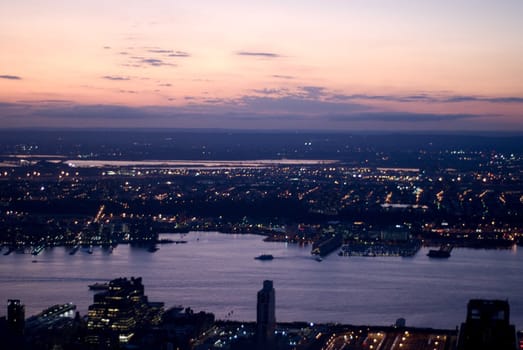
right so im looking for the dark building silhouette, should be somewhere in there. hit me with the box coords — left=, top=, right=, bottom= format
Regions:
left=86, top=276, right=163, bottom=347
left=257, top=280, right=276, bottom=347
left=7, top=299, right=25, bottom=336
left=457, top=299, right=517, bottom=350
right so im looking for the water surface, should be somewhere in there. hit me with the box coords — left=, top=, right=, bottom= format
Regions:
left=1, top=232, right=522, bottom=330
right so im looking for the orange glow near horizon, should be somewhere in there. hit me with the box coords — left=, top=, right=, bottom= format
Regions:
left=1, top=0, right=522, bottom=130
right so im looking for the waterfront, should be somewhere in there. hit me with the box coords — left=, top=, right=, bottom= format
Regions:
left=1, top=232, right=522, bottom=330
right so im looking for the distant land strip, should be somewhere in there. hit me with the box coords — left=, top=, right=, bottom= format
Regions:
left=65, top=159, right=340, bottom=168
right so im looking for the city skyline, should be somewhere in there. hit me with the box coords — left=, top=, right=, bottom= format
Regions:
left=1, top=0, right=522, bottom=131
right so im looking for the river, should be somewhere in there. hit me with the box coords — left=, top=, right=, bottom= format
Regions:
left=1, top=232, right=522, bottom=330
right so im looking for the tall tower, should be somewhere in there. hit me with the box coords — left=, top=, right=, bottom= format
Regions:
left=257, top=280, right=275, bottom=346
left=7, top=299, right=25, bottom=336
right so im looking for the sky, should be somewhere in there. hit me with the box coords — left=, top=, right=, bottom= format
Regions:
left=1, top=0, right=522, bottom=131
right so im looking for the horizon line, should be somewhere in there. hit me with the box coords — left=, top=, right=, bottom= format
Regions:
left=0, top=127, right=522, bottom=137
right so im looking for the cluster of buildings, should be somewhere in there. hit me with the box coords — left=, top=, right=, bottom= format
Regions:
left=1, top=278, right=522, bottom=350
left=1, top=277, right=214, bottom=349
left=0, top=155, right=521, bottom=252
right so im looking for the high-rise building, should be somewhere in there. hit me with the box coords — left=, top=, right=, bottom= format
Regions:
left=86, top=277, right=163, bottom=346
left=256, top=280, right=276, bottom=346
left=7, top=299, right=25, bottom=336
left=457, top=299, right=517, bottom=350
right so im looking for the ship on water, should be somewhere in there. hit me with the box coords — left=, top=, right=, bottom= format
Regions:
left=427, top=244, right=453, bottom=258
left=312, top=233, right=343, bottom=257
left=254, top=254, right=274, bottom=261
left=88, top=282, right=109, bottom=291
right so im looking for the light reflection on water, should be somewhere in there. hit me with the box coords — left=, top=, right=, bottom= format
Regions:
left=1, top=232, right=522, bottom=330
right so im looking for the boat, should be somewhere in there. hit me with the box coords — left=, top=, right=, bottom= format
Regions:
left=311, top=233, right=343, bottom=257
left=174, top=240, right=188, bottom=244
left=427, top=245, right=453, bottom=258
left=254, top=254, right=274, bottom=261
left=88, top=282, right=109, bottom=291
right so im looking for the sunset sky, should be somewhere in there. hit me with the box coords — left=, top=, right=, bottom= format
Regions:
left=1, top=0, right=522, bottom=131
